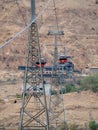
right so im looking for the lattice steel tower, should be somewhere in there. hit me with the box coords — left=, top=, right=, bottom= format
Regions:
left=48, top=26, right=66, bottom=129
left=19, top=1, right=49, bottom=130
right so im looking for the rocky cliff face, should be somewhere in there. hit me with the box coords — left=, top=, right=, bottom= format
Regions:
left=0, top=0, right=98, bottom=72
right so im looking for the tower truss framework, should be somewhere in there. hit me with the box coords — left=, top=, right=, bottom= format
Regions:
left=19, top=21, right=49, bottom=130
left=47, top=26, right=66, bottom=129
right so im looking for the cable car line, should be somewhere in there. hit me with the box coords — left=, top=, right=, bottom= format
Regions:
left=0, top=0, right=52, bottom=49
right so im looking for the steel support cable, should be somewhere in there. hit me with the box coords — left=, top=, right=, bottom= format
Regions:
left=0, top=0, right=52, bottom=49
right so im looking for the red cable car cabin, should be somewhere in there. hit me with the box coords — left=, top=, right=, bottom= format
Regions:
left=59, top=55, right=68, bottom=64
left=36, top=58, right=46, bottom=68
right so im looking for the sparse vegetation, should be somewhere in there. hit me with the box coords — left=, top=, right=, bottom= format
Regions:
left=50, top=90, right=57, bottom=95
left=60, top=74, right=98, bottom=94
left=65, top=84, right=77, bottom=93
left=59, top=84, right=76, bottom=94
left=15, top=93, right=22, bottom=99
left=59, top=122, right=68, bottom=130
left=51, top=84, right=76, bottom=95
left=69, top=123, right=78, bottom=130
left=89, top=120, right=98, bottom=130
left=51, top=74, right=98, bottom=95
left=0, top=98, right=4, bottom=103
left=80, top=74, right=98, bottom=93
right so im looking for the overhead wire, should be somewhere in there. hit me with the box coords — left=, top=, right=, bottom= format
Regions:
left=0, top=0, right=52, bottom=49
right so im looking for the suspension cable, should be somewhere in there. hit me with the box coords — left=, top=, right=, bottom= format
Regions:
left=0, top=0, right=52, bottom=49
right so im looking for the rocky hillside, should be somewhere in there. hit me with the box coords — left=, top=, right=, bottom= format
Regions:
left=0, top=0, right=98, bottom=71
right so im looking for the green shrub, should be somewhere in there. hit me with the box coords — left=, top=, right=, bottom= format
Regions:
left=59, top=84, right=80, bottom=94
left=50, top=90, right=57, bottom=95
left=60, top=88, right=66, bottom=94
left=59, top=122, right=68, bottom=130
left=89, top=120, right=98, bottom=130
left=51, top=74, right=98, bottom=95
left=69, top=123, right=78, bottom=130
left=65, top=84, right=76, bottom=93
left=80, top=74, right=98, bottom=92
left=16, top=93, right=22, bottom=99
left=91, top=84, right=98, bottom=92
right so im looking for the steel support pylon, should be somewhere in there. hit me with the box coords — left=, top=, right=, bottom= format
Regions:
left=48, top=26, right=66, bottom=129
left=19, top=1, right=49, bottom=129
left=49, top=68, right=66, bottom=129
left=19, top=22, right=49, bottom=130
